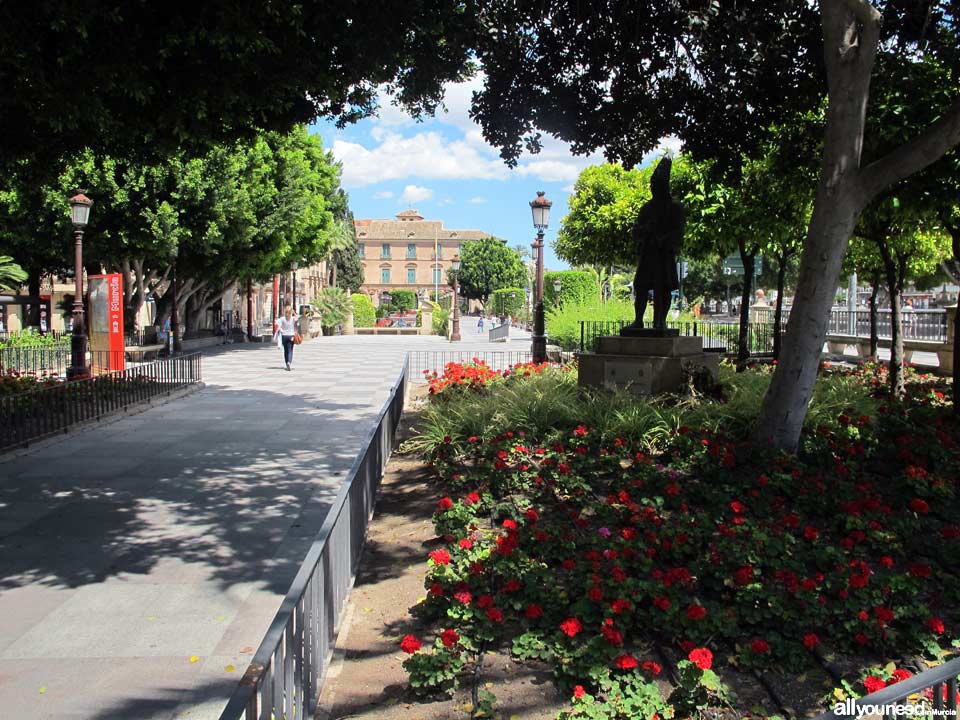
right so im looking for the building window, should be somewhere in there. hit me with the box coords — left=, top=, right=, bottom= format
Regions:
left=381, top=244, right=391, bottom=259
left=433, top=267, right=443, bottom=285
left=435, top=245, right=442, bottom=260
left=407, top=268, right=416, bottom=284
left=407, top=243, right=416, bottom=259
left=381, top=268, right=391, bottom=284
left=358, top=244, right=364, bottom=257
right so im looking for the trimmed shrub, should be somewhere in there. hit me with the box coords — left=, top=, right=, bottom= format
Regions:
left=432, top=304, right=450, bottom=336
left=544, top=270, right=598, bottom=307
left=390, top=289, right=416, bottom=312
left=352, top=293, right=376, bottom=327
left=490, top=287, right=526, bottom=318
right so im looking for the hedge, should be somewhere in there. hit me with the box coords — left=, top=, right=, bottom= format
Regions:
left=543, top=270, right=599, bottom=307
left=490, top=287, right=526, bottom=318
left=352, top=293, right=376, bottom=327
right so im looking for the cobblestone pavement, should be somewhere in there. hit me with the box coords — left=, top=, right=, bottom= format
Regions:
left=0, top=329, right=531, bottom=720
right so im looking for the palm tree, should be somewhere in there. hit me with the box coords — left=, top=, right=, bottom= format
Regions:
left=0, top=256, right=27, bottom=291
left=325, top=218, right=357, bottom=289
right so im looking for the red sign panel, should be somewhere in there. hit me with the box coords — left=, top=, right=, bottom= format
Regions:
left=88, top=273, right=125, bottom=372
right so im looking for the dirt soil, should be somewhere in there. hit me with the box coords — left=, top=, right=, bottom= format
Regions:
left=316, top=398, right=567, bottom=720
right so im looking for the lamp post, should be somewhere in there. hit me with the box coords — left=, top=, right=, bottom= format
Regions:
left=530, top=191, right=552, bottom=363
left=553, top=278, right=562, bottom=307
left=170, top=250, right=182, bottom=354
left=290, top=261, right=299, bottom=313
left=450, top=254, right=462, bottom=342
left=66, top=193, right=93, bottom=380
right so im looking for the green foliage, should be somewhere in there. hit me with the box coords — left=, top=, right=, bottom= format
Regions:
left=545, top=300, right=634, bottom=350
left=432, top=305, right=450, bottom=336
left=490, top=287, right=525, bottom=317
left=454, top=238, right=527, bottom=302
left=544, top=271, right=599, bottom=308
left=389, top=289, right=416, bottom=312
left=0, top=255, right=27, bottom=290
left=401, top=645, right=465, bottom=696
left=0, top=330, right=68, bottom=349
left=555, top=163, right=652, bottom=267
left=0, top=3, right=477, bottom=174
left=351, top=293, right=376, bottom=328
left=312, top=287, right=352, bottom=330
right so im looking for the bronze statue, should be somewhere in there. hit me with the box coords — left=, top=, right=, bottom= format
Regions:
left=625, top=157, right=684, bottom=331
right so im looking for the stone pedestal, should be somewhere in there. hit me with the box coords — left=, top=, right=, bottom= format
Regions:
left=578, top=335, right=719, bottom=395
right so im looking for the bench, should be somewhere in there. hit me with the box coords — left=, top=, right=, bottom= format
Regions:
left=125, top=344, right=165, bottom=362
left=824, top=334, right=946, bottom=365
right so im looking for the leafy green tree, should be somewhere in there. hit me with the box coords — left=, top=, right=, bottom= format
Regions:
left=313, top=287, right=353, bottom=334
left=466, top=1, right=960, bottom=451
left=454, top=238, right=526, bottom=304
left=0, top=2, right=476, bottom=174
left=389, top=290, right=416, bottom=312
left=351, top=293, right=376, bottom=328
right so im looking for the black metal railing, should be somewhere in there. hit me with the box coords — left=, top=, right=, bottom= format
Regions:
left=578, top=320, right=775, bottom=355
left=217, top=360, right=406, bottom=720
left=0, top=352, right=202, bottom=452
left=407, top=350, right=536, bottom=379
left=814, top=656, right=959, bottom=720
left=0, top=341, right=72, bottom=375
left=827, top=309, right=948, bottom=342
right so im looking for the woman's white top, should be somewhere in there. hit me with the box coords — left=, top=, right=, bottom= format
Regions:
left=277, top=316, right=298, bottom=337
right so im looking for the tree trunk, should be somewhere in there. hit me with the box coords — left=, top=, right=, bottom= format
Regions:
left=876, top=234, right=905, bottom=397
left=27, top=271, right=42, bottom=327
left=773, top=256, right=787, bottom=362
left=736, top=238, right=755, bottom=372
left=869, top=272, right=879, bottom=359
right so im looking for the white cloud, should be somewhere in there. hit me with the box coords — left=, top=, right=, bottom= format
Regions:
left=373, top=190, right=394, bottom=200
left=400, top=185, right=434, bottom=204
left=468, top=196, right=487, bottom=204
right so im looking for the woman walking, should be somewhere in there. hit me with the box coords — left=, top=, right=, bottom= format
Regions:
left=275, top=305, right=298, bottom=370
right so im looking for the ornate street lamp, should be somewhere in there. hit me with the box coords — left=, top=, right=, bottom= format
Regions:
left=170, top=248, right=182, bottom=354
left=553, top=278, right=562, bottom=307
left=290, top=260, right=299, bottom=313
left=530, top=191, right=552, bottom=363
left=66, top=193, right=92, bottom=380
left=450, top=254, right=462, bottom=342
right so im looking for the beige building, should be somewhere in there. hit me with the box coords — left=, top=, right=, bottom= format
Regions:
left=356, top=210, right=502, bottom=306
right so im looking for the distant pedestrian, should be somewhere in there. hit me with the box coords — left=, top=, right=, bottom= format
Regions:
left=275, top=305, right=298, bottom=371
left=477, top=316, right=484, bottom=333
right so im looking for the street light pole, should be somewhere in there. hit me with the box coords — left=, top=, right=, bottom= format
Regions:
left=451, top=254, right=462, bottom=342
left=529, top=191, right=552, bottom=363
left=67, top=193, right=93, bottom=380
left=170, top=255, right=182, bottom=354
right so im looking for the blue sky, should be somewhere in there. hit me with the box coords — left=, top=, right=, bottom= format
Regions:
left=311, top=76, right=679, bottom=271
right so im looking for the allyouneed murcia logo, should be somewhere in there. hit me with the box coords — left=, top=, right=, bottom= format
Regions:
left=834, top=699, right=958, bottom=717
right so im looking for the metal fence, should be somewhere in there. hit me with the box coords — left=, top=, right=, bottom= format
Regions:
left=217, top=362, right=406, bottom=720
left=827, top=309, right=948, bottom=341
left=406, top=350, right=535, bottom=380
left=0, top=352, right=202, bottom=452
left=579, top=320, right=775, bottom=355
left=0, top=341, right=72, bottom=374
left=813, top=655, right=959, bottom=720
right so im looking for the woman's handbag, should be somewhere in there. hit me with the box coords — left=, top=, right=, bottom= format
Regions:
left=293, top=333, right=303, bottom=345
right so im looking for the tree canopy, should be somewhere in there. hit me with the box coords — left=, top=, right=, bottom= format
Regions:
left=454, top=238, right=527, bottom=303
left=0, top=2, right=477, bottom=172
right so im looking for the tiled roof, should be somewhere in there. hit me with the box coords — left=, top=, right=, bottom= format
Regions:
left=354, top=216, right=503, bottom=242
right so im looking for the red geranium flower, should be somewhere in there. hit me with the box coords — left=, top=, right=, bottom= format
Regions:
left=750, top=638, right=770, bottom=653
left=560, top=617, right=583, bottom=637
left=573, top=685, right=586, bottom=699
left=686, top=603, right=707, bottom=621
left=459, top=538, right=473, bottom=550
left=477, top=594, right=495, bottom=609
left=525, top=603, right=544, bottom=619
left=614, top=654, right=638, bottom=670
left=803, top=633, right=820, bottom=650
left=428, top=582, right=444, bottom=596
left=890, top=668, right=913, bottom=683
left=653, top=596, right=671, bottom=612
left=863, top=676, right=887, bottom=694
left=428, top=549, right=451, bottom=566
left=485, top=607, right=503, bottom=623
left=734, top=565, right=754, bottom=586
left=688, top=648, right=713, bottom=670
left=400, top=634, right=421, bottom=654
left=437, top=497, right=454, bottom=511
left=642, top=660, right=662, bottom=676
left=454, top=590, right=472, bottom=604
left=909, top=563, right=931, bottom=578
left=927, top=616, right=945, bottom=634
left=440, top=628, right=459, bottom=647
left=909, top=498, right=930, bottom=514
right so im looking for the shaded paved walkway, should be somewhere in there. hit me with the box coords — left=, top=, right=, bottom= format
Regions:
left=0, top=332, right=526, bottom=719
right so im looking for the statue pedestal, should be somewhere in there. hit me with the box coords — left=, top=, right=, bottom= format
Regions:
left=578, top=335, right=719, bottom=395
